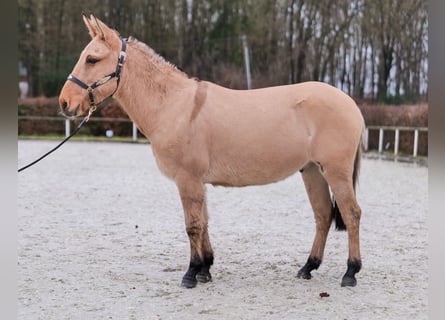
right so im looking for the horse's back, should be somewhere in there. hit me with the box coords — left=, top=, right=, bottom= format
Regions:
left=202, top=80, right=364, bottom=144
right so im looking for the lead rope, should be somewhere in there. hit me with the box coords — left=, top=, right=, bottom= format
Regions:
left=18, top=106, right=96, bottom=173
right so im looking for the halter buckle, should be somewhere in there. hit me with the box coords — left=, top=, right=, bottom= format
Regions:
left=96, top=75, right=112, bottom=86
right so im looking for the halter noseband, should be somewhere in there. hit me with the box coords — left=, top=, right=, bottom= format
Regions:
left=67, top=38, right=127, bottom=110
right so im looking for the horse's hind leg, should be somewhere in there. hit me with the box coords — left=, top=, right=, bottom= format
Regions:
left=176, top=172, right=214, bottom=288
left=297, top=162, right=333, bottom=280
left=322, top=165, right=362, bottom=287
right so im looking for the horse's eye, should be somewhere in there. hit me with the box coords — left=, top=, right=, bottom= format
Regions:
left=86, top=57, right=99, bottom=64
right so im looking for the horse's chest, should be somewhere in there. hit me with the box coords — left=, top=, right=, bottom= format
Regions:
left=152, top=143, right=186, bottom=179
left=151, top=147, right=178, bottom=179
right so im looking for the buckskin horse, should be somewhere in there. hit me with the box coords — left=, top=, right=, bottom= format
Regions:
left=59, top=14, right=365, bottom=288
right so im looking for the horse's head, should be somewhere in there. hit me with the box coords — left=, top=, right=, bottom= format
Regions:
left=59, top=14, right=125, bottom=118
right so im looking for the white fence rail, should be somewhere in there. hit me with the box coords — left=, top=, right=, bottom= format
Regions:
left=19, top=116, right=427, bottom=156
left=18, top=115, right=140, bottom=141
left=364, top=126, right=428, bottom=157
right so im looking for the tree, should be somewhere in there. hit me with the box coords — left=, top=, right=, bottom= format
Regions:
left=18, top=0, right=427, bottom=101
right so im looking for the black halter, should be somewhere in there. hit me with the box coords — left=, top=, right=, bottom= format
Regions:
left=67, top=38, right=127, bottom=109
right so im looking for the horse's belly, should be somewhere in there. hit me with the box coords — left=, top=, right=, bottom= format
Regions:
left=206, top=145, right=307, bottom=187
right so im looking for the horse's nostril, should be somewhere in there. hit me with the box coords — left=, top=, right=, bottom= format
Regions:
left=62, top=101, right=68, bottom=110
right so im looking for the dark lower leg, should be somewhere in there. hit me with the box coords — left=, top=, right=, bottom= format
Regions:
left=297, top=256, right=322, bottom=279
left=196, top=251, right=214, bottom=283
left=182, top=254, right=202, bottom=288
left=341, top=258, right=362, bottom=287
left=332, top=187, right=362, bottom=287
left=181, top=223, right=214, bottom=287
left=297, top=227, right=329, bottom=280
left=182, top=251, right=214, bottom=287
left=196, top=205, right=214, bottom=283
left=342, top=218, right=361, bottom=287
left=181, top=220, right=204, bottom=288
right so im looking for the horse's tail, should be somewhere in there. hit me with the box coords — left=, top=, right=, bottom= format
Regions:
left=332, top=139, right=362, bottom=231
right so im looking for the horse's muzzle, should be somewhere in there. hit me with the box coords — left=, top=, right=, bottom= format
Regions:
left=59, top=96, right=82, bottom=119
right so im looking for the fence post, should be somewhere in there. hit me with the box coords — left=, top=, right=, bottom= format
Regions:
left=363, top=128, right=369, bottom=151
left=394, top=129, right=399, bottom=155
left=132, top=122, right=137, bottom=141
left=65, top=119, right=70, bottom=137
left=378, top=128, right=384, bottom=153
left=413, top=129, right=419, bottom=157
left=241, top=34, right=252, bottom=90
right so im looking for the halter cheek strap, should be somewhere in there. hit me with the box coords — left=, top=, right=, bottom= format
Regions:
left=67, top=38, right=127, bottom=109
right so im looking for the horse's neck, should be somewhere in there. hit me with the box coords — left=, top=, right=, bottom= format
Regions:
left=114, top=43, right=190, bottom=138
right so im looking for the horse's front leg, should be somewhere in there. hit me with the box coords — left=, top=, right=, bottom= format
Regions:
left=195, top=201, right=214, bottom=284
left=176, top=173, right=214, bottom=288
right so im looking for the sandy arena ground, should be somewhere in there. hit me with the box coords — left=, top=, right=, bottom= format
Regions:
left=18, top=140, right=428, bottom=320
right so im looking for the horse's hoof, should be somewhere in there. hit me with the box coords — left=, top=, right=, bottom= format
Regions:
left=297, top=269, right=312, bottom=280
left=196, top=272, right=212, bottom=283
left=341, top=275, right=357, bottom=287
left=181, top=277, right=198, bottom=288
left=297, top=257, right=320, bottom=280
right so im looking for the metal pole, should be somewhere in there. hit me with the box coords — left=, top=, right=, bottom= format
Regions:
left=241, top=35, right=252, bottom=90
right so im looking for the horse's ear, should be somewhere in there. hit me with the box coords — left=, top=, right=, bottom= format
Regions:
left=82, top=14, right=97, bottom=39
left=90, top=15, right=106, bottom=40
left=90, top=15, right=118, bottom=43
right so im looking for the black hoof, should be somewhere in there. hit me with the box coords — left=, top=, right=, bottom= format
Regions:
left=297, top=269, right=312, bottom=280
left=181, top=276, right=198, bottom=288
left=297, top=256, right=321, bottom=280
left=341, top=275, right=357, bottom=287
left=341, top=258, right=361, bottom=287
left=196, top=272, right=212, bottom=283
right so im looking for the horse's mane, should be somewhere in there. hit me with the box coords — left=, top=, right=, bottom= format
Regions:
left=127, top=36, right=187, bottom=77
